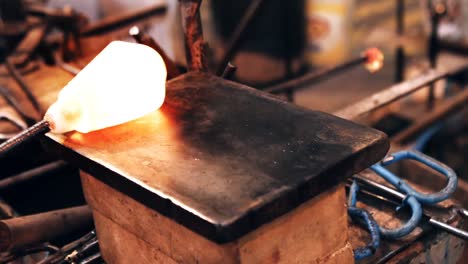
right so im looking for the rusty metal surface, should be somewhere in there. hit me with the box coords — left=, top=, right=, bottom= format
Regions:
left=179, top=0, right=207, bottom=72
left=44, top=72, right=388, bottom=243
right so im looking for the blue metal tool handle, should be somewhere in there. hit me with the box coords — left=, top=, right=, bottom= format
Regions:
left=349, top=179, right=422, bottom=239
left=378, top=195, right=422, bottom=238
left=348, top=181, right=381, bottom=260
left=371, top=150, right=457, bottom=205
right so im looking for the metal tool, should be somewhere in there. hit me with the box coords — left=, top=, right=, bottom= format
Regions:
left=348, top=181, right=381, bottom=260
left=215, top=0, right=266, bottom=75
left=264, top=48, right=383, bottom=94
left=352, top=174, right=468, bottom=241
left=368, top=150, right=457, bottom=238
left=0, top=120, right=51, bottom=159
left=37, top=230, right=97, bottom=264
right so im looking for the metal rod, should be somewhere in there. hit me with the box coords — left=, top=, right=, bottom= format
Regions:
left=265, top=56, right=366, bottom=94
left=334, top=61, right=468, bottom=120
left=0, top=120, right=50, bottom=159
left=129, top=26, right=181, bottom=79
left=427, top=2, right=444, bottom=110
left=80, top=4, right=167, bottom=37
left=352, top=175, right=468, bottom=241
left=79, top=252, right=102, bottom=264
left=215, top=0, right=266, bottom=75
left=392, top=88, right=468, bottom=144
left=220, top=62, right=237, bottom=79
left=0, top=206, right=93, bottom=251
left=0, top=161, right=68, bottom=190
left=395, top=0, right=405, bottom=83
left=5, top=58, right=42, bottom=115
left=179, top=0, right=208, bottom=72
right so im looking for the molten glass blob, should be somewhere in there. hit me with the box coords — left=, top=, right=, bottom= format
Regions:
left=363, top=48, right=384, bottom=73
left=45, top=41, right=167, bottom=134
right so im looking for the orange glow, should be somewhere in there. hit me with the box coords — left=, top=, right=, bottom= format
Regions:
left=44, top=41, right=167, bottom=134
left=363, top=48, right=384, bottom=73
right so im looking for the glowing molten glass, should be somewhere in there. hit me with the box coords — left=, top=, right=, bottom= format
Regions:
left=45, top=41, right=167, bottom=134
left=363, top=48, right=384, bottom=73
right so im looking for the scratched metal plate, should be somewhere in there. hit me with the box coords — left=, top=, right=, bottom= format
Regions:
left=43, top=72, right=389, bottom=243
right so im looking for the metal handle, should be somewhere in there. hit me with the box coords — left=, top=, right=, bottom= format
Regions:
left=371, top=150, right=457, bottom=204
left=350, top=178, right=422, bottom=239
left=348, top=180, right=381, bottom=260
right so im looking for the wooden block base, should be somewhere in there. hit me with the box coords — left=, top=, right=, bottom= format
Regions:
left=81, top=171, right=354, bottom=263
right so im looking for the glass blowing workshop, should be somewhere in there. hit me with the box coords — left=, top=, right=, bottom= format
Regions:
left=0, top=0, right=467, bottom=263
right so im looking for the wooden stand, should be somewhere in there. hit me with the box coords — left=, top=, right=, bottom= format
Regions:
left=82, top=172, right=353, bottom=263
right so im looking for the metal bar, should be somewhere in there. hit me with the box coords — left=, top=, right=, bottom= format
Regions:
left=427, top=2, right=445, bottom=109
left=179, top=0, right=208, bottom=72
left=0, top=161, right=68, bottom=190
left=0, top=120, right=50, bottom=159
left=334, top=61, right=468, bottom=120
left=215, top=0, right=266, bottom=75
left=0, top=206, right=93, bottom=251
left=392, top=88, right=468, bottom=144
left=395, top=0, right=405, bottom=83
left=80, top=4, right=167, bottom=37
left=129, top=26, right=181, bottom=79
left=5, top=58, right=42, bottom=115
left=265, top=56, right=366, bottom=94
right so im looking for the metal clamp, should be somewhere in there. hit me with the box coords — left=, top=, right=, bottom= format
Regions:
left=371, top=150, right=458, bottom=204
left=348, top=181, right=381, bottom=259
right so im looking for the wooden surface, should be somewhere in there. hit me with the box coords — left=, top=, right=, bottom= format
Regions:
left=45, top=71, right=389, bottom=242
left=82, top=171, right=354, bottom=264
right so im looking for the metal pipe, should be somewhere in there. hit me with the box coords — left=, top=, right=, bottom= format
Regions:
left=0, top=206, right=93, bottom=252
left=215, top=0, right=266, bottom=75
left=179, top=0, right=208, bottom=72
left=80, top=4, right=167, bottom=37
left=265, top=56, right=366, bottom=94
left=334, top=61, right=468, bottom=120
left=0, top=120, right=50, bottom=159
left=0, top=161, right=68, bottom=190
